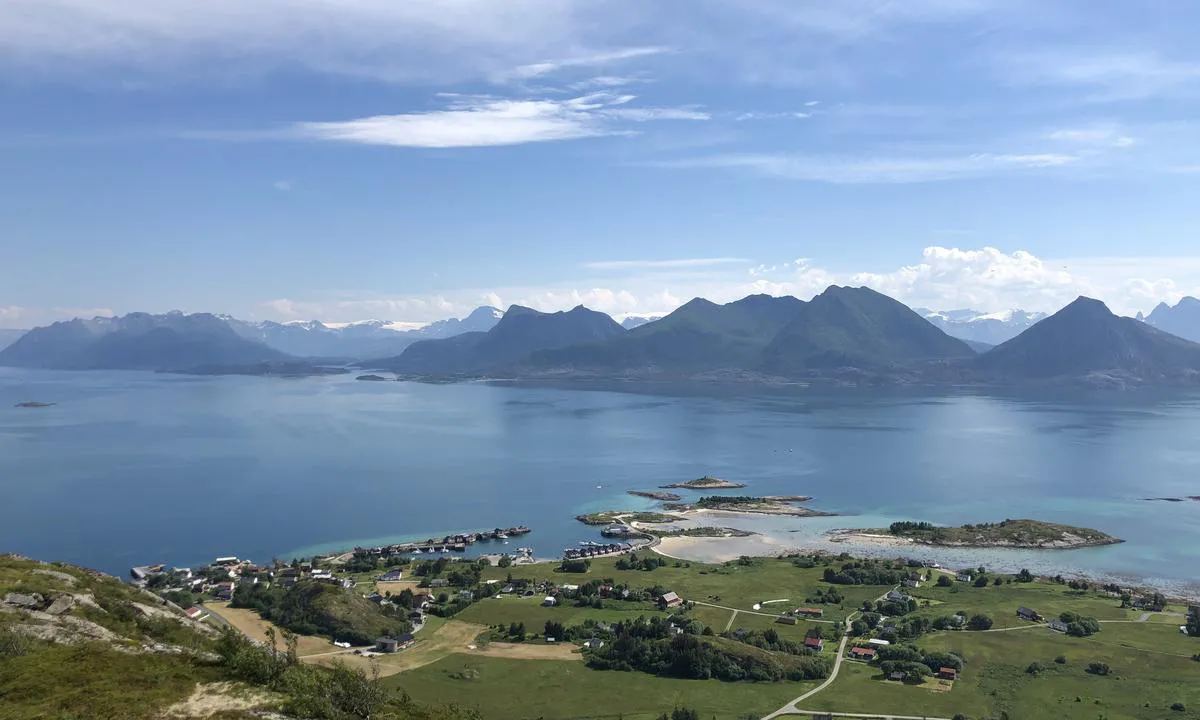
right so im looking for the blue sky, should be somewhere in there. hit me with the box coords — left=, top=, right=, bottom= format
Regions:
left=3, top=0, right=1200, bottom=328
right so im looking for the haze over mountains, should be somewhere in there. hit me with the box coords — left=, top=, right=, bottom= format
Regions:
left=223, top=306, right=504, bottom=359
left=1142, top=297, right=1200, bottom=343
left=4, top=289, right=1200, bottom=386
left=916, top=308, right=1047, bottom=346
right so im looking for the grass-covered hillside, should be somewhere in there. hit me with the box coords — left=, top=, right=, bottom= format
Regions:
left=0, top=554, right=477, bottom=720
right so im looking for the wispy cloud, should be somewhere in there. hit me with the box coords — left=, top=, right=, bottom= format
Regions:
left=499, top=46, right=671, bottom=82
left=654, top=152, right=1080, bottom=184
left=585, top=258, right=749, bottom=271
left=1045, top=125, right=1135, bottom=147
left=287, top=92, right=706, bottom=149
left=998, top=50, right=1200, bottom=100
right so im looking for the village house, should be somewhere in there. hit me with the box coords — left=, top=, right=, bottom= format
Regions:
left=184, top=607, right=207, bottom=622
left=775, top=615, right=798, bottom=625
left=1017, top=607, right=1042, bottom=622
left=659, top=591, right=683, bottom=609
left=212, top=581, right=235, bottom=601
left=377, top=570, right=403, bottom=582
left=955, top=571, right=974, bottom=583
left=583, top=639, right=605, bottom=650
left=939, top=667, right=958, bottom=681
left=803, top=636, right=824, bottom=652
left=1048, top=619, right=1069, bottom=633
left=375, top=637, right=399, bottom=653
left=458, top=590, right=474, bottom=602
left=888, top=671, right=906, bottom=682
left=796, top=607, right=824, bottom=618
left=214, top=557, right=239, bottom=567
left=903, top=578, right=921, bottom=588
left=885, top=590, right=911, bottom=603
left=429, top=579, right=450, bottom=588
left=848, top=646, right=877, bottom=661
left=542, top=596, right=558, bottom=607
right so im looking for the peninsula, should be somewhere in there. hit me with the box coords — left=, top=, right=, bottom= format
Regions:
left=842, top=519, right=1122, bottom=549
left=663, top=495, right=831, bottom=517
left=659, top=476, right=747, bottom=490
left=576, top=510, right=682, bottom=526
left=627, top=490, right=683, bottom=502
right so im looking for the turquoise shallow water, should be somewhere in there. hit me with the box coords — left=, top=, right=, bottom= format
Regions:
left=1, top=369, right=1198, bottom=595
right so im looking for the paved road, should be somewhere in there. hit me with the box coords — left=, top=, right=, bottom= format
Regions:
left=762, top=634, right=850, bottom=720
left=761, top=586, right=897, bottom=720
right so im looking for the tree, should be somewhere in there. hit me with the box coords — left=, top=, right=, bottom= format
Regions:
left=967, top=614, right=993, bottom=631
left=1015, top=568, right=1034, bottom=583
left=937, top=575, right=953, bottom=587
left=497, top=555, right=513, bottom=568
left=1086, top=661, right=1110, bottom=676
left=973, top=576, right=990, bottom=588
left=851, top=620, right=868, bottom=636
left=1186, top=613, right=1200, bottom=638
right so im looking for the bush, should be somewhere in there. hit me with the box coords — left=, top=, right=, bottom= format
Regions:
left=1026, top=661, right=1045, bottom=676
left=1055, top=655, right=1067, bottom=664
left=973, top=576, right=990, bottom=588
left=967, top=614, right=994, bottom=631
left=1171, top=703, right=1186, bottom=712
left=1086, top=662, right=1110, bottom=676
left=937, top=575, right=953, bottom=587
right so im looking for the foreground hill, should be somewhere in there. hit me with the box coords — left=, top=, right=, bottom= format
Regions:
left=376, top=304, right=625, bottom=374
left=760, top=286, right=973, bottom=375
left=0, top=312, right=286, bottom=372
left=975, top=297, right=1200, bottom=383
left=0, top=554, right=478, bottom=720
left=1144, top=296, right=1200, bottom=343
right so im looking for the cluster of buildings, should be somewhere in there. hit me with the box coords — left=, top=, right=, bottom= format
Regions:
left=562, top=541, right=634, bottom=561
left=352, top=527, right=532, bottom=557
left=130, top=555, right=356, bottom=602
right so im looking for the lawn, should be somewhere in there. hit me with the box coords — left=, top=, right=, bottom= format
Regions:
left=390, top=655, right=816, bottom=720
left=807, top=626, right=1200, bottom=720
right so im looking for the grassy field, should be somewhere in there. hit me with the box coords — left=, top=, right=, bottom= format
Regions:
left=456, top=594, right=666, bottom=631
left=908, top=577, right=1139, bottom=628
left=807, top=627, right=1200, bottom=720
left=480, top=556, right=890, bottom=623
left=391, top=655, right=817, bottom=720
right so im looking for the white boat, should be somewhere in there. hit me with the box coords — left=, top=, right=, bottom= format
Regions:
left=412, top=549, right=423, bottom=554
left=496, top=533, right=508, bottom=540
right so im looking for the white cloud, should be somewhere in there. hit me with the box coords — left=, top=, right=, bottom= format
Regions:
left=656, top=152, right=1081, bottom=184
left=287, top=93, right=705, bottom=148
left=1045, top=126, right=1136, bottom=148
left=585, top=258, right=749, bottom=271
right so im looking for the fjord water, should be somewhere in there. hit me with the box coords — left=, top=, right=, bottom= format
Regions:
left=1, top=368, right=1198, bottom=595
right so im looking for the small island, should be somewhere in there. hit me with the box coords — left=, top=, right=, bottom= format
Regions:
left=14, top=401, right=56, bottom=408
left=662, top=495, right=831, bottom=517
left=627, top=490, right=683, bottom=502
left=659, top=475, right=747, bottom=490
left=642, top=526, right=755, bottom=539
left=576, top=511, right=683, bottom=526
left=856, top=519, right=1122, bottom=549
left=355, top=374, right=389, bottom=382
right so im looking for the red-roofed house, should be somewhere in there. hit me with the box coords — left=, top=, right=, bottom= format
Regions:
left=848, top=646, right=877, bottom=661
left=804, top=636, right=825, bottom=652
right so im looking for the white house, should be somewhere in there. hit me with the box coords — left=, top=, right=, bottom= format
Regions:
left=542, top=596, right=557, bottom=607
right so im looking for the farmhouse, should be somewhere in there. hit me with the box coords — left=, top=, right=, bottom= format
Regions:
left=1048, top=619, right=1069, bottom=633
left=377, top=570, right=403, bottom=582
left=659, top=591, right=683, bottom=608
left=848, top=646, right=877, bottom=660
left=796, top=607, right=824, bottom=618
left=803, top=636, right=824, bottom=652
left=375, top=637, right=399, bottom=653
left=939, top=667, right=958, bottom=681
left=1017, top=607, right=1042, bottom=622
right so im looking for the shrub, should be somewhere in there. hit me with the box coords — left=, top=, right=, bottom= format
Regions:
left=1026, top=661, right=1045, bottom=676
left=967, top=614, right=994, bottom=631
left=1086, top=662, right=1110, bottom=676
left=1171, top=703, right=1186, bottom=712
left=1055, top=655, right=1067, bottom=664
left=973, top=576, right=989, bottom=588
left=937, top=575, right=952, bottom=587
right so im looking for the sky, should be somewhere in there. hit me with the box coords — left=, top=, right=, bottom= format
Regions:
left=3, top=0, right=1200, bottom=329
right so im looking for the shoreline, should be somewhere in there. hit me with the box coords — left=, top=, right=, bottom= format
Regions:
left=829, top=529, right=1124, bottom=551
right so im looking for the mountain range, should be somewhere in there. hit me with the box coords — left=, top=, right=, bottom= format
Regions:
left=1142, top=297, right=1200, bottom=343
left=223, top=306, right=503, bottom=359
left=916, top=308, right=1047, bottom=346
left=0, top=312, right=285, bottom=372
left=5, top=291, right=1200, bottom=386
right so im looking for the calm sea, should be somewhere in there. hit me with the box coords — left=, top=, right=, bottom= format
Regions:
left=1, top=369, right=1198, bottom=595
